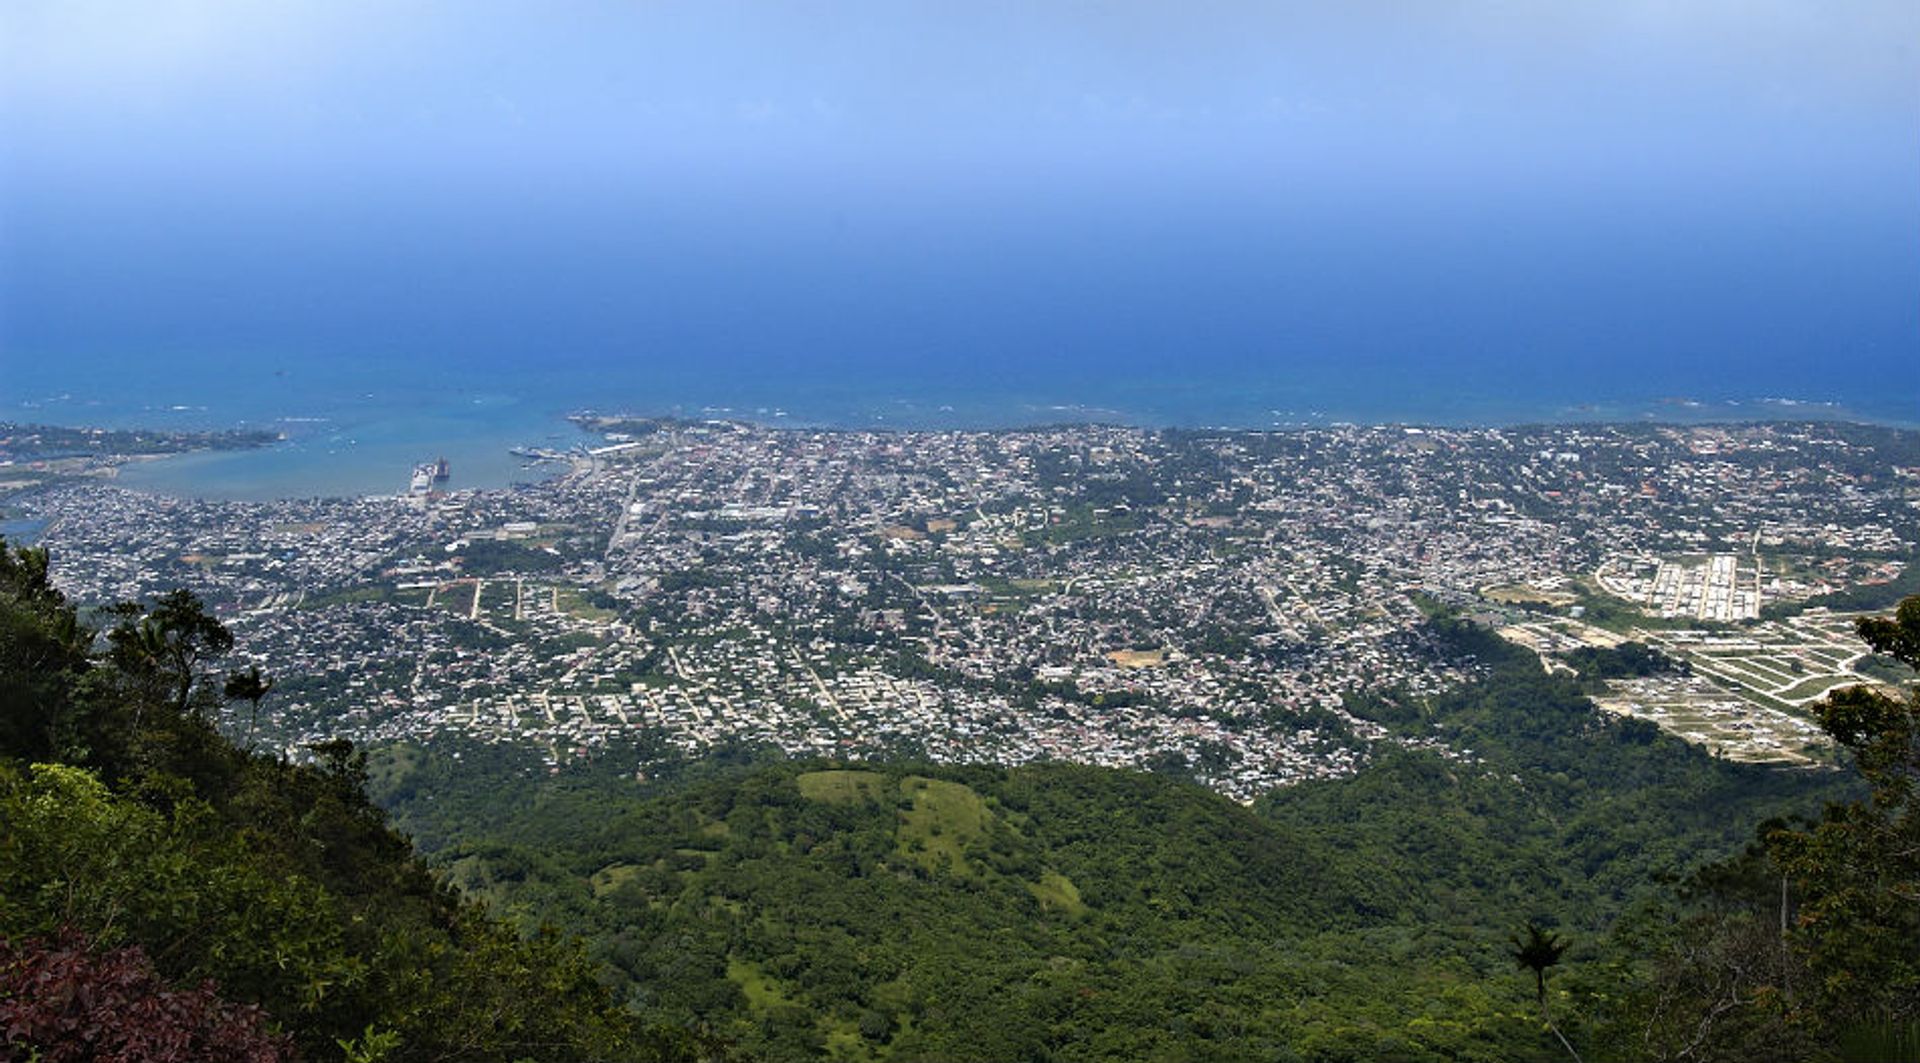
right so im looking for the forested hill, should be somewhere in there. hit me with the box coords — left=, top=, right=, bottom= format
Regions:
left=0, top=543, right=712, bottom=1062
left=373, top=618, right=1861, bottom=1061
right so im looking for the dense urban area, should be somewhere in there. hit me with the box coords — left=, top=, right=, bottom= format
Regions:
left=5, top=417, right=1917, bottom=801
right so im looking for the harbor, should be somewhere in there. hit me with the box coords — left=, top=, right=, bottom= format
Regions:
left=408, top=456, right=451, bottom=495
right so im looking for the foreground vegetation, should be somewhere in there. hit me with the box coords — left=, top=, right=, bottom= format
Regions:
left=0, top=542, right=713, bottom=1062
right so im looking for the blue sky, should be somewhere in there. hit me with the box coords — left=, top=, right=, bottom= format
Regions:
left=7, top=2, right=1913, bottom=192
left=3, top=1, right=1917, bottom=418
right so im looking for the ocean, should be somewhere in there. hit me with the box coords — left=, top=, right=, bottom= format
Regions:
left=4, top=348, right=1915, bottom=502
left=5, top=189, right=1917, bottom=499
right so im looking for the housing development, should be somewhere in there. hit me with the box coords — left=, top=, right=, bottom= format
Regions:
left=7, top=418, right=1917, bottom=800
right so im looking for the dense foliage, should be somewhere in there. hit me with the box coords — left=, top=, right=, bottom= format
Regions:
left=0, top=930, right=291, bottom=1063
left=1558, top=640, right=1681, bottom=683
left=376, top=614, right=1853, bottom=1061
left=0, top=541, right=710, bottom=1063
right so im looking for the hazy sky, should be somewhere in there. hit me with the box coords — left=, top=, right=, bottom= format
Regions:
left=8, top=2, right=1914, bottom=189
left=3, top=1, right=1916, bottom=413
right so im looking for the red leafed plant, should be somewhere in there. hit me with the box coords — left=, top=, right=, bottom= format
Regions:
left=0, top=930, right=292, bottom=1063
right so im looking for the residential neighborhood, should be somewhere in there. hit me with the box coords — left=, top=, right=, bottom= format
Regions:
left=8, top=418, right=1915, bottom=799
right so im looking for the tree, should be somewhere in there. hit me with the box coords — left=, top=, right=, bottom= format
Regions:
left=1, top=563, right=714, bottom=1063
left=0, top=542, right=93, bottom=763
left=1512, top=921, right=1581, bottom=1062
left=1856, top=597, right=1920, bottom=668
left=224, top=664, right=275, bottom=750
left=1764, top=595, right=1920, bottom=1037
left=1632, top=596, right=1920, bottom=1058
left=107, top=588, right=234, bottom=720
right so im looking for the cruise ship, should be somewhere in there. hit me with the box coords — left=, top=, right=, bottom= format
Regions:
left=408, top=457, right=449, bottom=496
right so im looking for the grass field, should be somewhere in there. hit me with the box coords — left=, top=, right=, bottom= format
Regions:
left=1778, top=674, right=1859, bottom=702
left=301, top=584, right=401, bottom=610
left=977, top=576, right=1058, bottom=614
left=1030, top=504, right=1143, bottom=546
left=798, top=771, right=989, bottom=872
left=479, top=579, right=517, bottom=615
left=796, top=769, right=891, bottom=805
left=1482, top=583, right=1578, bottom=607
left=1650, top=614, right=1883, bottom=709
left=896, top=776, right=992, bottom=877
left=1106, top=647, right=1169, bottom=669
left=555, top=587, right=619, bottom=623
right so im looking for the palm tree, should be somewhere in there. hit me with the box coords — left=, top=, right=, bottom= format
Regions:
left=1511, top=921, right=1582, bottom=1062
left=223, top=665, right=274, bottom=751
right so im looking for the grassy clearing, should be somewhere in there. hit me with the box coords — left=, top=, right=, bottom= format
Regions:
left=555, top=587, right=619, bottom=623
left=441, top=854, right=517, bottom=910
left=1483, top=583, right=1578, bottom=607
left=797, top=769, right=891, bottom=805
left=1033, top=505, right=1144, bottom=546
left=977, top=577, right=1058, bottom=612
left=1408, top=591, right=1449, bottom=619
left=1721, top=658, right=1796, bottom=687
left=589, top=863, right=642, bottom=898
left=896, top=776, right=993, bottom=877
left=364, top=743, right=426, bottom=795
left=1028, top=869, right=1087, bottom=916
left=480, top=579, right=517, bottom=616
left=728, top=958, right=799, bottom=1013
left=301, top=584, right=400, bottom=610
left=1567, top=578, right=1697, bottom=634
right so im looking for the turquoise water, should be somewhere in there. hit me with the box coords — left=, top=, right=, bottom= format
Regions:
left=111, top=394, right=596, bottom=499
left=6, top=352, right=1913, bottom=501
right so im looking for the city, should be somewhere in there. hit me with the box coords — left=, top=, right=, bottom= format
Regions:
left=7, top=418, right=1916, bottom=800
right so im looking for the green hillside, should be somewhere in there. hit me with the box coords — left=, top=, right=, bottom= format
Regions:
left=374, top=624, right=1848, bottom=1063
left=0, top=542, right=711, bottom=1063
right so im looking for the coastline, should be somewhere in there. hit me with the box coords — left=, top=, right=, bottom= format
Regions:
left=8, top=385, right=1916, bottom=503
